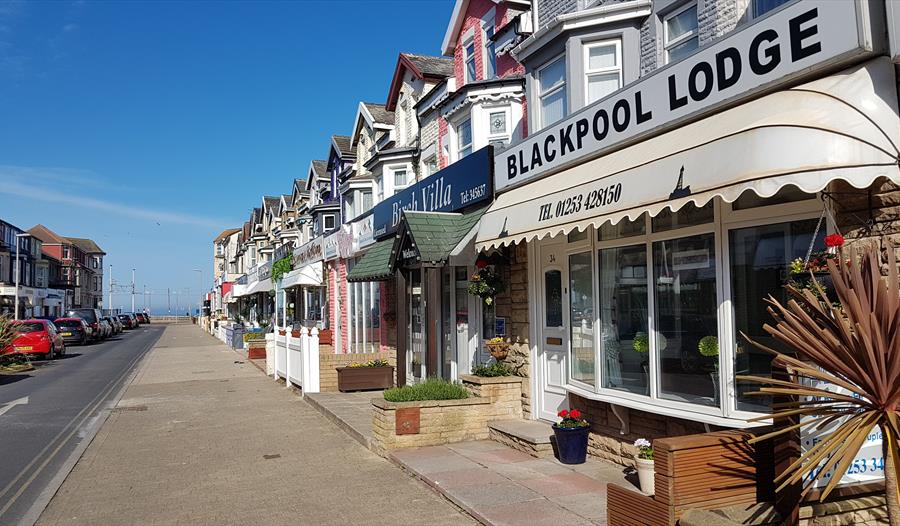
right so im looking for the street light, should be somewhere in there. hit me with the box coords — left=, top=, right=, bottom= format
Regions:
left=131, top=268, right=136, bottom=313
left=192, top=269, right=203, bottom=318
left=13, top=233, right=32, bottom=321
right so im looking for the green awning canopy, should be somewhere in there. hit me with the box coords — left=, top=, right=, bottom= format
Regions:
left=346, top=239, right=396, bottom=282
left=398, top=206, right=486, bottom=265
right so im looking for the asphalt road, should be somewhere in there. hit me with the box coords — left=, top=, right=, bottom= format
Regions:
left=0, top=324, right=163, bottom=526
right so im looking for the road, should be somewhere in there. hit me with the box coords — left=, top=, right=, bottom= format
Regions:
left=0, top=324, right=164, bottom=526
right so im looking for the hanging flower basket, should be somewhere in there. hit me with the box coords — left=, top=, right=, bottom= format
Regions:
left=468, top=266, right=505, bottom=305
left=486, top=337, right=509, bottom=360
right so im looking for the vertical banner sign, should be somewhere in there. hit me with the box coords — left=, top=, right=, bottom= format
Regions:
left=494, top=0, right=878, bottom=191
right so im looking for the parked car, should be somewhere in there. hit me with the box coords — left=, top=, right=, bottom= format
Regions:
left=97, top=318, right=112, bottom=339
left=54, top=317, right=91, bottom=345
left=103, top=316, right=122, bottom=335
left=117, top=313, right=135, bottom=329
left=135, top=313, right=148, bottom=324
left=66, top=308, right=104, bottom=342
left=2, top=319, right=65, bottom=359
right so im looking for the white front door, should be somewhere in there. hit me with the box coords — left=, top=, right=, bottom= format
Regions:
left=537, top=242, right=569, bottom=422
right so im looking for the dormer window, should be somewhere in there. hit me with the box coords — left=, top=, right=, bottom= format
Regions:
left=664, top=2, right=699, bottom=64
left=464, top=36, right=477, bottom=83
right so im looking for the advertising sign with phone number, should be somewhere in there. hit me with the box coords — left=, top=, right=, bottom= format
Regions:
left=801, top=378, right=884, bottom=488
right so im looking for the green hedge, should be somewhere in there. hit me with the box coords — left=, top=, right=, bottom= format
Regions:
left=383, top=378, right=469, bottom=402
left=471, top=361, right=512, bottom=377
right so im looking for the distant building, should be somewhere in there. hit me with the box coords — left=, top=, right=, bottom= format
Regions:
left=28, top=224, right=105, bottom=310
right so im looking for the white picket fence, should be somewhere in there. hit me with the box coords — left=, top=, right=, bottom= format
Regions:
left=270, top=327, right=320, bottom=393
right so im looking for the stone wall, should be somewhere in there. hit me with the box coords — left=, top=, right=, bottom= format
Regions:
left=830, top=178, right=900, bottom=272
left=370, top=375, right=522, bottom=454
left=491, top=242, right=533, bottom=417
left=318, top=348, right=397, bottom=392
left=800, top=495, right=888, bottom=526
left=569, top=392, right=715, bottom=466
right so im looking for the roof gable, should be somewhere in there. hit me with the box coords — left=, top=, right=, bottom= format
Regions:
left=386, top=53, right=454, bottom=110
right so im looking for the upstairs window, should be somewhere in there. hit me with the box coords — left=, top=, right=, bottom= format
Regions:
left=538, top=55, right=567, bottom=129
left=487, top=109, right=510, bottom=148
left=361, top=190, right=373, bottom=212
left=464, top=37, right=477, bottom=83
left=664, top=2, right=699, bottom=64
left=457, top=118, right=473, bottom=159
left=63, top=247, right=70, bottom=259
left=393, top=168, right=408, bottom=189
left=584, top=39, right=622, bottom=105
left=324, top=214, right=336, bottom=231
left=483, top=17, right=497, bottom=79
left=751, top=0, right=790, bottom=17
left=423, top=156, right=437, bottom=177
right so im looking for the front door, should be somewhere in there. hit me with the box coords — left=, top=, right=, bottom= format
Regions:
left=407, top=269, right=425, bottom=383
left=537, top=242, right=569, bottom=421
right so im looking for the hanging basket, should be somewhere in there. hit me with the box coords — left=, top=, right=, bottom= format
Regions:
left=487, top=341, right=509, bottom=360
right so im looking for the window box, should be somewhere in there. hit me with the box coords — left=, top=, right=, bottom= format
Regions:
left=336, top=365, right=394, bottom=392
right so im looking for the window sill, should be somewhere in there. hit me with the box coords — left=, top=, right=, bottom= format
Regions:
left=564, top=383, right=771, bottom=429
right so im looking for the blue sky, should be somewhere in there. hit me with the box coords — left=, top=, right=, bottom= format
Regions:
left=0, top=0, right=453, bottom=313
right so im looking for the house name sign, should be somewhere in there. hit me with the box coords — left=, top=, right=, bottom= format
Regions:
left=496, top=1, right=879, bottom=191
left=292, top=238, right=323, bottom=268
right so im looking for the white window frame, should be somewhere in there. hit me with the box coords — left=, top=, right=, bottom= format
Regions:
left=541, top=194, right=825, bottom=426
left=537, top=54, right=567, bottom=129
left=583, top=39, right=623, bottom=106
left=482, top=14, right=497, bottom=80
left=463, top=35, right=477, bottom=83
left=393, top=168, right=409, bottom=189
left=323, top=214, right=336, bottom=231
left=485, top=105, right=512, bottom=148
left=749, top=0, right=792, bottom=19
left=422, top=155, right=437, bottom=177
left=663, top=2, right=699, bottom=64
left=456, top=117, right=473, bottom=160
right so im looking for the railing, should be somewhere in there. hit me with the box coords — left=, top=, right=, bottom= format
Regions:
left=269, top=327, right=320, bottom=393
left=153, top=315, right=192, bottom=324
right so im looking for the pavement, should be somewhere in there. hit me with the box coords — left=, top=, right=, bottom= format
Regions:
left=37, top=325, right=475, bottom=526
left=0, top=324, right=164, bottom=526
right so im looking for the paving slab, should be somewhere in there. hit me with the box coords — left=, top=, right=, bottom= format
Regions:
left=391, top=441, right=636, bottom=526
left=37, top=325, right=475, bottom=526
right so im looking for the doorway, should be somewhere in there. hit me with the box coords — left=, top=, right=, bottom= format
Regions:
left=536, top=241, right=569, bottom=421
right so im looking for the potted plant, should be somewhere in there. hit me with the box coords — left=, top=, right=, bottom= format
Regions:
left=485, top=337, right=509, bottom=360
left=633, top=438, right=655, bottom=495
left=698, top=335, right=720, bottom=404
left=336, top=358, right=394, bottom=392
left=553, top=409, right=590, bottom=464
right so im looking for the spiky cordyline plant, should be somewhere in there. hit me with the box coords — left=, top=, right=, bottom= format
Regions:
left=0, top=315, right=16, bottom=352
left=737, top=243, right=900, bottom=524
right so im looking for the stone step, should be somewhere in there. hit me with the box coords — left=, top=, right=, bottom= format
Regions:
left=488, top=419, right=555, bottom=458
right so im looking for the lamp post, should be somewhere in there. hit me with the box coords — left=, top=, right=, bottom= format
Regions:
left=192, top=269, right=203, bottom=318
left=14, top=233, right=31, bottom=321
left=131, top=268, right=135, bottom=313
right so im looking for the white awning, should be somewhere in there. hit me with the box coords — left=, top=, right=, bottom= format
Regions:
left=247, top=278, right=273, bottom=295
left=281, top=263, right=323, bottom=289
left=231, top=283, right=248, bottom=298
left=476, top=59, right=900, bottom=250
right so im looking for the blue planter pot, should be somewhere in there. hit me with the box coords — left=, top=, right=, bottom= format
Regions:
left=553, top=424, right=590, bottom=464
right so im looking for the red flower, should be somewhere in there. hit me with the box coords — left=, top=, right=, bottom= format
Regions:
left=824, top=234, right=845, bottom=248
left=475, top=259, right=489, bottom=269
left=557, top=409, right=569, bottom=418
left=569, top=409, right=582, bottom=419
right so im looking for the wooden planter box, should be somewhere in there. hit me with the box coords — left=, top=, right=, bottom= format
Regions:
left=246, top=340, right=266, bottom=360
left=319, top=329, right=333, bottom=345
left=336, top=366, right=393, bottom=392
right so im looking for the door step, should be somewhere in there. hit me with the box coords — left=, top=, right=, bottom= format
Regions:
left=488, top=419, right=555, bottom=458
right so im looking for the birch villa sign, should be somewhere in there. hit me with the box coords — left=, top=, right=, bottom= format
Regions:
left=495, top=0, right=880, bottom=191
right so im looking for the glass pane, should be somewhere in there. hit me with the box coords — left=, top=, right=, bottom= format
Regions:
left=370, top=282, right=380, bottom=352
left=667, top=35, right=698, bottom=63
left=458, top=120, right=472, bottom=149
left=442, top=269, right=453, bottom=378
left=539, top=56, right=566, bottom=92
left=485, top=25, right=497, bottom=79
left=652, top=201, right=713, bottom=232
left=569, top=252, right=595, bottom=386
left=599, top=214, right=646, bottom=241
left=753, top=0, right=790, bottom=16
left=541, top=88, right=567, bottom=127
left=394, top=170, right=407, bottom=187
left=409, top=270, right=424, bottom=382
left=455, top=267, right=469, bottom=370
left=730, top=219, right=822, bottom=412
left=587, top=72, right=620, bottom=104
left=545, top=270, right=563, bottom=327
left=489, top=112, right=507, bottom=135
left=600, top=245, right=649, bottom=395
left=666, top=5, right=698, bottom=40
left=653, top=233, right=719, bottom=407
left=588, top=44, right=617, bottom=70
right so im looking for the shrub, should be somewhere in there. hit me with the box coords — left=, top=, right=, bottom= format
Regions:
left=471, top=361, right=511, bottom=377
left=383, top=378, right=469, bottom=402
left=348, top=358, right=391, bottom=368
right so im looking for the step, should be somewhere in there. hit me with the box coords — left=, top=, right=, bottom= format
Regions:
left=488, top=419, right=555, bottom=458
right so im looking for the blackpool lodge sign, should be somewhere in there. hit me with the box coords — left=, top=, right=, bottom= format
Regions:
left=495, top=1, right=881, bottom=191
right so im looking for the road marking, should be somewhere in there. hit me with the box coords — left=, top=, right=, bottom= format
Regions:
left=0, top=397, right=29, bottom=417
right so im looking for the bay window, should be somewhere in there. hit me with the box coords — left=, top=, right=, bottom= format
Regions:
left=393, top=168, right=408, bottom=189
left=663, top=2, right=698, bottom=64
left=584, top=39, right=622, bottom=105
left=348, top=277, right=382, bottom=354
left=457, top=118, right=473, bottom=159
left=487, top=108, right=510, bottom=148
left=538, top=55, right=567, bottom=129
left=557, top=192, right=823, bottom=421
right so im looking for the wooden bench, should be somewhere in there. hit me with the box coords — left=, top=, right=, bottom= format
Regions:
left=608, top=430, right=770, bottom=526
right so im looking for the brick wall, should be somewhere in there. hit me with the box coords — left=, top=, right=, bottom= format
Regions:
left=698, top=0, right=744, bottom=46
left=569, top=392, right=716, bottom=467
left=537, top=0, right=577, bottom=29
left=318, top=348, right=397, bottom=392
left=420, top=112, right=440, bottom=172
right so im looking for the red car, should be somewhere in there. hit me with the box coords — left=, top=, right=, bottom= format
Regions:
left=3, top=319, right=66, bottom=359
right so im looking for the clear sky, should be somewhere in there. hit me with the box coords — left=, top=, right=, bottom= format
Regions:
left=0, top=0, right=453, bottom=313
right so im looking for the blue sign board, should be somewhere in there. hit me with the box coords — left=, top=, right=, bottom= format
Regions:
left=373, top=146, right=493, bottom=239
